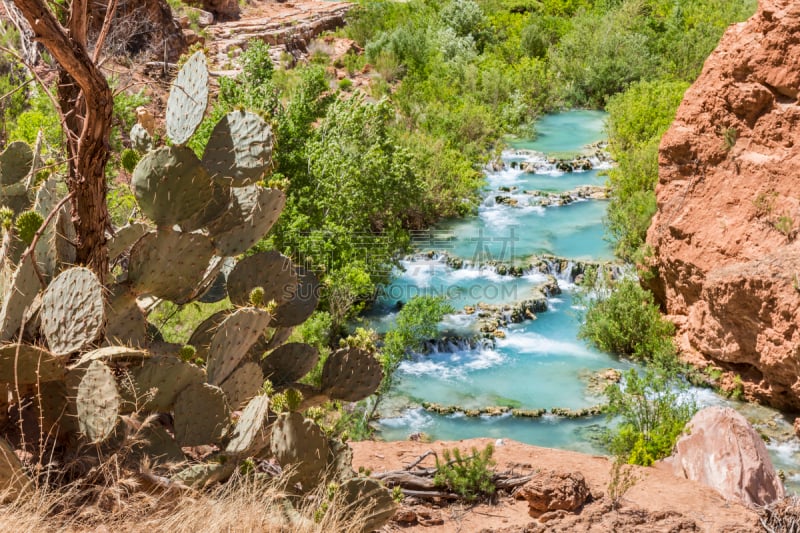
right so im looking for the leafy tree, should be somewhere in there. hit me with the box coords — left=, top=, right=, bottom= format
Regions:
left=604, top=79, right=689, bottom=260
left=605, top=366, right=697, bottom=465
left=579, top=278, right=675, bottom=362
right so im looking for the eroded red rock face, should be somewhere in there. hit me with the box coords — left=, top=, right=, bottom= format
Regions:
left=647, top=0, right=800, bottom=410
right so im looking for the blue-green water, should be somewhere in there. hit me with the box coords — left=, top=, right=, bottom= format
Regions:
left=374, top=111, right=800, bottom=483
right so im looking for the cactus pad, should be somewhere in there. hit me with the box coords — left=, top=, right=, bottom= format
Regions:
left=0, top=344, right=66, bottom=383
left=72, top=346, right=150, bottom=368
left=173, top=461, right=235, bottom=489
left=220, top=361, right=264, bottom=410
left=202, top=110, right=274, bottom=186
left=340, top=478, right=397, bottom=533
left=225, top=394, right=270, bottom=455
left=130, top=355, right=205, bottom=412
left=173, top=382, right=230, bottom=447
left=133, top=424, right=185, bottom=465
left=206, top=307, right=272, bottom=385
left=76, top=360, right=120, bottom=442
left=272, top=267, right=319, bottom=328
left=166, top=50, right=209, bottom=146
left=104, top=284, right=148, bottom=347
left=128, top=229, right=215, bottom=302
left=130, top=123, right=153, bottom=153
left=131, top=146, right=214, bottom=230
left=226, top=251, right=297, bottom=307
left=321, top=347, right=383, bottom=402
left=0, top=141, right=33, bottom=186
left=260, top=342, right=319, bottom=387
left=207, top=185, right=285, bottom=257
left=40, top=267, right=105, bottom=356
left=0, top=436, right=30, bottom=501
left=108, top=223, right=150, bottom=261
left=264, top=326, right=294, bottom=352
left=269, top=412, right=329, bottom=490
left=0, top=255, right=40, bottom=341
left=187, top=309, right=228, bottom=364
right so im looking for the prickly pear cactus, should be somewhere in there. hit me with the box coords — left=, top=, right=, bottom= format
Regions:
left=129, top=123, right=153, bottom=153
left=226, top=251, right=297, bottom=307
left=166, top=50, right=209, bottom=146
left=321, top=347, right=384, bottom=402
left=75, top=360, right=120, bottom=442
left=202, top=110, right=274, bottom=186
left=270, top=411, right=329, bottom=489
left=0, top=50, right=392, bottom=523
left=40, top=267, right=105, bottom=355
left=260, top=342, right=319, bottom=387
left=131, top=146, right=214, bottom=230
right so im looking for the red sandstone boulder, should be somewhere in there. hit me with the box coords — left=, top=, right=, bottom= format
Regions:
left=520, top=470, right=590, bottom=518
left=661, top=406, right=785, bottom=506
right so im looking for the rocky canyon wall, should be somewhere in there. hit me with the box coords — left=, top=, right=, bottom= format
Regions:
left=647, top=0, right=800, bottom=410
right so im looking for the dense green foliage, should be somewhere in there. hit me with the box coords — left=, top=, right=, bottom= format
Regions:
left=604, top=80, right=690, bottom=261
left=434, top=444, right=497, bottom=501
left=605, top=365, right=697, bottom=466
left=579, top=278, right=675, bottom=362
left=579, top=274, right=695, bottom=466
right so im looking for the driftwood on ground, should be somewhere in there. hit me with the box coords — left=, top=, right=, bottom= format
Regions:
left=370, top=449, right=533, bottom=501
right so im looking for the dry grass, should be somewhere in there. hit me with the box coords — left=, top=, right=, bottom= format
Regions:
left=0, top=473, right=369, bottom=532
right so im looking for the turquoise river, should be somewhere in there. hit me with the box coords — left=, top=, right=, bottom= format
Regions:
left=368, top=110, right=800, bottom=491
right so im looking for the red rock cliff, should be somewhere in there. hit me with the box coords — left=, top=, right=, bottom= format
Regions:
left=647, top=0, right=800, bottom=410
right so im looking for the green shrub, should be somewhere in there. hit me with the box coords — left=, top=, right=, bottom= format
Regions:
left=605, top=367, right=697, bottom=466
left=120, top=148, right=139, bottom=173
left=434, top=444, right=496, bottom=501
left=338, top=78, right=353, bottom=92
left=579, top=278, right=675, bottom=363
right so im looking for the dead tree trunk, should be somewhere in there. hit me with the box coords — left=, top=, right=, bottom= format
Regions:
left=12, top=0, right=112, bottom=281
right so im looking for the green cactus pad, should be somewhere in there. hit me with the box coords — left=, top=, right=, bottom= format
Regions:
left=187, top=309, right=229, bottom=363
left=260, top=342, right=319, bottom=387
left=104, top=284, right=148, bottom=348
left=0, top=255, right=40, bottom=342
left=108, top=223, right=150, bottom=261
left=128, top=228, right=215, bottom=302
left=130, top=123, right=153, bottom=153
left=0, top=141, right=33, bottom=186
left=207, top=185, right=285, bottom=257
left=130, top=355, right=205, bottom=412
left=131, top=146, right=214, bottom=230
left=220, top=361, right=264, bottom=410
left=40, top=267, right=105, bottom=356
left=173, top=461, right=235, bottom=489
left=340, top=478, right=398, bottom=533
left=269, top=412, right=329, bottom=490
left=0, top=344, right=66, bottom=383
left=72, top=346, right=150, bottom=369
left=31, top=179, right=75, bottom=280
left=321, top=347, right=383, bottom=403
left=166, top=50, right=209, bottom=146
left=225, top=394, right=270, bottom=455
left=206, top=307, right=272, bottom=386
left=76, top=360, right=120, bottom=442
left=173, top=382, right=230, bottom=447
left=133, top=424, right=185, bottom=465
left=202, top=110, right=274, bottom=186
left=37, top=380, right=77, bottom=435
left=226, top=251, right=297, bottom=307
left=0, top=436, right=30, bottom=501
left=328, top=438, right=356, bottom=482
left=272, top=267, right=319, bottom=328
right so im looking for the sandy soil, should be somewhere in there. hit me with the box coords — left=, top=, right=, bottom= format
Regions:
left=351, top=438, right=761, bottom=532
